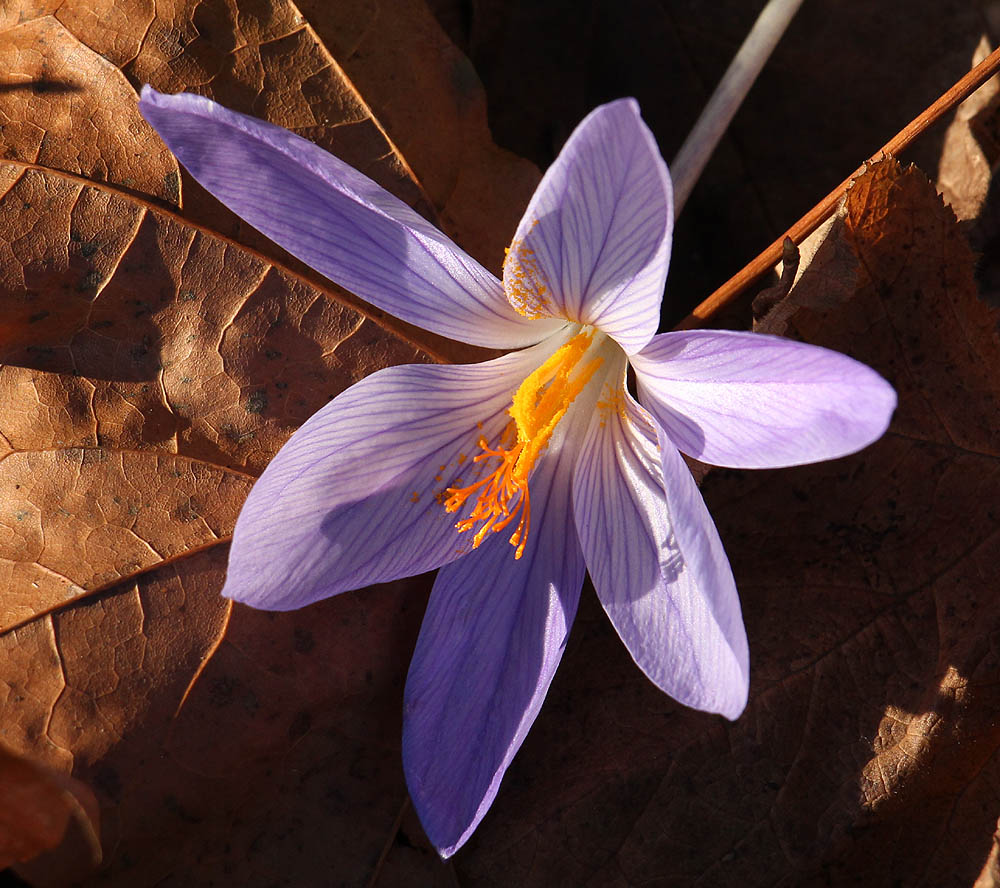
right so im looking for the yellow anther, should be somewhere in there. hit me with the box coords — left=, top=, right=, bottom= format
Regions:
left=444, top=330, right=602, bottom=558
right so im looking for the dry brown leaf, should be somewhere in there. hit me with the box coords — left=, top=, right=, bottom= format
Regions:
left=936, top=35, right=1000, bottom=220
left=396, top=157, right=1000, bottom=886
left=0, top=742, right=98, bottom=872
left=0, top=158, right=434, bottom=880
left=0, top=2, right=523, bottom=880
left=0, top=1, right=996, bottom=885
left=0, top=17, right=179, bottom=204
left=0, top=1, right=554, bottom=881
left=0, top=0, right=537, bottom=363
left=838, top=159, right=995, bottom=453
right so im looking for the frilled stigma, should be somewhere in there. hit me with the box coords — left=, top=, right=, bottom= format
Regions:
left=444, top=330, right=602, bottom=558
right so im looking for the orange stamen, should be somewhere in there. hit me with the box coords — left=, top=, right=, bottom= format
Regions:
left=444, top=330, right=603, bottom=559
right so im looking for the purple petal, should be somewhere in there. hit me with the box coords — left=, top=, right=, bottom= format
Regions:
left=573, top=388, right=749, bottom=719
left=139, top=87, right=562, bottom=349
left=504, top=99, right=672, bottom=354
left=403, top=422, right=586, bottom=857
left=222, top=340, right=562, bottom=610
left=632, top=330, right=897, bottom=468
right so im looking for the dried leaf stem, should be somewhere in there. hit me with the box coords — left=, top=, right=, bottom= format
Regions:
left=675, top=44, right=1000, bottom=330
left=670, top=0, right=806, bottom=215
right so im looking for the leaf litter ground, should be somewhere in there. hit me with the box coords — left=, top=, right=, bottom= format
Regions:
left=0, top=1, right=998, bottom=886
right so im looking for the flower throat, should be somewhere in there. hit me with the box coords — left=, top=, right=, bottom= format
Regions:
left=443, top=330, right=602, bottom=559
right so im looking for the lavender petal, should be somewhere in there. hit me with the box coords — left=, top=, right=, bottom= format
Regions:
left=633, top=330, right=897, bottom=468
left=573, top=389, right=749, bottom=719
left=504, top=99, right=672, bottom=354
left=140, top=87, right=562, bottom=349
left=222, top=340, right=562, bottom=610
left=403, top=428, right=585, bottom=856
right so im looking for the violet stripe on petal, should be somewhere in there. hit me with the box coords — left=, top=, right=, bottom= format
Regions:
left=403, top=433, right=585, bottom=857
left=139, top=87, right=563, bottom=349
left=504, top=99, right=672, bottom=355
left=632, top=330, right=898, bottom=469
left=574, top=390, right=749, bottom=719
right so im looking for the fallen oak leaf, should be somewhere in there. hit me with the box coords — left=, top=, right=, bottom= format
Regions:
left=416, top=157, right=1000, bottom=887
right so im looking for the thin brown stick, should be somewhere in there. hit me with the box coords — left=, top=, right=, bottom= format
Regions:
left=674, top=44, right=1000, bottom=330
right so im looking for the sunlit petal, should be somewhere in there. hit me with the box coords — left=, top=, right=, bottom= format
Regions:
left=140, top=87, right=563, bottom=349
left=504, top=99, right=671, bottom=354
left=222, top=340, right=564, bottom=610
left=573, top=388, right=749, bottom=718
left=633, top=330, right=897, bottom=468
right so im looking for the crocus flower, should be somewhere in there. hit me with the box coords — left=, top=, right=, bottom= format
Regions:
left=140, top=86, right=897, bottom=856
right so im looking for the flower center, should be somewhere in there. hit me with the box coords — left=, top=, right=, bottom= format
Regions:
left=443, top=330, right=603, bottom=559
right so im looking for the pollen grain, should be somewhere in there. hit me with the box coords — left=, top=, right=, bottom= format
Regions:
left=504, top=223, right=550, bottom=319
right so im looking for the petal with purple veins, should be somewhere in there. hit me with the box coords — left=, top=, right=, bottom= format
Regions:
left=504, top=99, right=672, bottom=354
left=632, top=330, right=897, bottom=469
left=222, top=339, right=564, bottom=611
left=573, top=388, right=749, bottom=719
left=140, top=87, right=562, bottom=349
left=403, top=418, right=586, bottom=857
